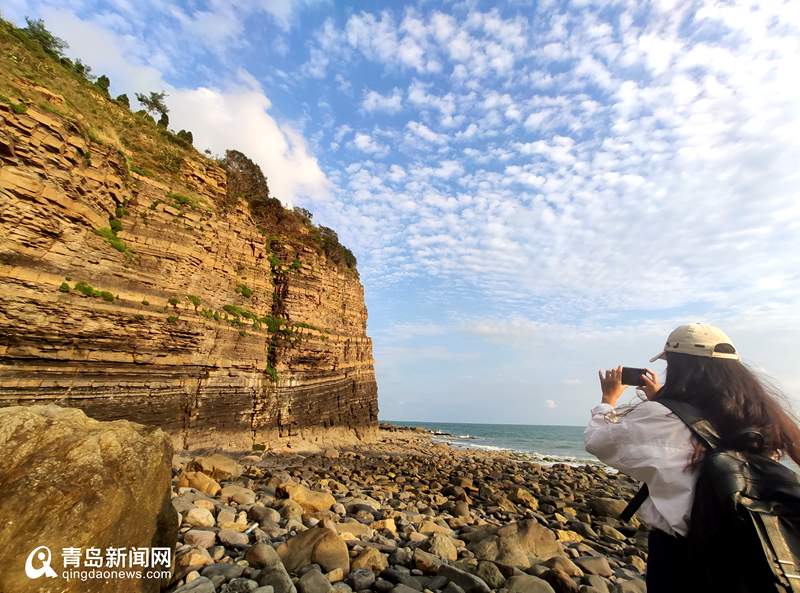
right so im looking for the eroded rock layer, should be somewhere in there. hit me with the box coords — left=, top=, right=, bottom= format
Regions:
left=0, top=103, right=378, bottom=448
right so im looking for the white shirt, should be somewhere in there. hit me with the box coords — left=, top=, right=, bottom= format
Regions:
left=584, top=400, right=699, bottom=537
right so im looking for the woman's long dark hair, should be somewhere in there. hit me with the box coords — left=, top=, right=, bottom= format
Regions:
left=656, top=352, right=800, bottom=466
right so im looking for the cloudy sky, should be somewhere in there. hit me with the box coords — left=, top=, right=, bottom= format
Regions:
left=5, top=0, right=800, bottom=425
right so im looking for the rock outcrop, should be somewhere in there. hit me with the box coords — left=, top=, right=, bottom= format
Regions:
left=0, top=94, right=378, bottom=447
left=0, top=405, right=177, bottom=593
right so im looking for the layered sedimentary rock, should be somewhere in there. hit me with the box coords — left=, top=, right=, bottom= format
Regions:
left=0, top=102, right=378, bottom=448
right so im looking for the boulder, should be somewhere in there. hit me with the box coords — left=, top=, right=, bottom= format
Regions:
left=221, top=484, right=257, bottom=505
left=587, top=499, right=626, bottom=518
left=509, top=487, right=539, bottom=510
left=218, top=528, right=249, bottom=547
left=177, top=547, right=214, bottom=572
left=334, top=520, right=374, bottom=539
left=173, top=576, right=217, bottom=593
left=185, top=529, right=217, bottom=549
left=580, top=575, right=610, bottom=593
left=351, top=547, right=388, bottom=572
left=279, top=481, right=335, bottom=512
left=349, top=568, right=376, bottom=590
left=185, top=507, right=216, bottom=528
left=178, top=471, right=222, bottom=496
left=371, top=518, right=397, bottom=534
left=597, top=525, right=625, bottom=541
left=616, top=579, right=646, bottom=593
left=190, top=453, right=242, bottom=480
left=413, top=549, right=442, bottom=574
left=258, top=569, right=295, bottom=593
left=0, top=405, right=177, bottom=593
left=466, top=520, right=562, bottom=569
left=246, top=543, right=282, bottom=568
left=277, top=526, right=350, bottom=576
left=299, top=569, right=334, bottom=593
left=437, top=564, right=491, bottom=593
left=476, top=561, right=506, bottom=589
left=504, top=574, right=556, bottom=593
left=428, top=533, right=458, bottom=561
left=541, top=556, right=583, bottom=578
left=574, top=557, right=612, bottom=578
left=540, top=569, right=579, bottom=593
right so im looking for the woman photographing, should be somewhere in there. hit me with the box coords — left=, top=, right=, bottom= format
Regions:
left=585, top=322, right=800, bottom=593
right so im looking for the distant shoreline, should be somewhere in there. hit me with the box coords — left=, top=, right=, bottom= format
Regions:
left=380, top=420, right=602, bottom=468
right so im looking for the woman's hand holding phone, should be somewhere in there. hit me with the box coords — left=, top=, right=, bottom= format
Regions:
left=639, top=369, right=661, bottom=400
left=598, top=366, right=626, bottom=406
left=598, top=366, right=662, bottom=406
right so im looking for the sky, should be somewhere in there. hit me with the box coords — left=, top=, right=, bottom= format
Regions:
left=4, top=0, right=800, bottom=425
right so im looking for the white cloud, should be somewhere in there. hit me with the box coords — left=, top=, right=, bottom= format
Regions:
left=35, top=6, right=329, bottom=206
left=363, top=89, right=403, bottom=113
left=170, top=87, right=329, bottom=203
left=352, top=132, right=389, bottom=156
left=545, top=399, right=557, bottom=409
left=406, top=121, right=448, bottom=144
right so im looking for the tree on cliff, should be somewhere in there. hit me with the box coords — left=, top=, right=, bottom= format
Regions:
left=224, top=149, right=271, bottom=205
left=316, top=226, right=357, bottom=270
left=135, top=91, right=169, bottom=119
left=95, top=74, right=110, bottom=96
left=22, top=18, right=67, bottom=58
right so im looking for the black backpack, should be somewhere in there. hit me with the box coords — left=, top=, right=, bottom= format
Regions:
left=619, top=397, right=800, bottom=592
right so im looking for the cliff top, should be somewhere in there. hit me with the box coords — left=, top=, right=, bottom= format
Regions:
left=0, top=17, right=358, bottom=275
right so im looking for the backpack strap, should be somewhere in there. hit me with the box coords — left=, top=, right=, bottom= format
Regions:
left=656, top=397, right=721, bottom=449
left=618, top=398, right=721, bottom=522
left=750, top=512, right=800, bottom=592
left=620, top=484, right=649, bottom=522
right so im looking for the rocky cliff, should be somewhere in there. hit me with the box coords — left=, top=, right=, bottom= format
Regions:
left=0, top=25, right=378, bottom=448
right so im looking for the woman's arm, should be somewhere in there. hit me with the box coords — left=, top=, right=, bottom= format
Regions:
left=585, top=366, right=663, bottom=467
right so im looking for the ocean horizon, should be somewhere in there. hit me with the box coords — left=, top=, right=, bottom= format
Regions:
left=384, top=419, right=600, bottom=466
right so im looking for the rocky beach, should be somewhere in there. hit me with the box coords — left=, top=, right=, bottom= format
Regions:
left=167, top=425, right=647, bottom=593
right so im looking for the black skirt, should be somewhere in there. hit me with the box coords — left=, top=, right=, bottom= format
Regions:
left=647, top=528, right=693, bottom=593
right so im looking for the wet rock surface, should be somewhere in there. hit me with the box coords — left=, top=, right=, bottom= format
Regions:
left=168, top=429, right=647, bottom=593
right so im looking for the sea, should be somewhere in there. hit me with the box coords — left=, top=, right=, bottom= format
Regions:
left=384, top=420, right=600, bottom=466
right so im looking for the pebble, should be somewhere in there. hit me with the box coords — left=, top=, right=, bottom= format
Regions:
left=185, top=529, right=217, bottom=549
left=185, top=507, right=216, bottom=528
left=168, top=430, right=651, bottom=593
left=218, top=528, right=249, bottom=547
left=299, top=569, right=334, bottom=593
left=174, top=576, right=217, bottom=593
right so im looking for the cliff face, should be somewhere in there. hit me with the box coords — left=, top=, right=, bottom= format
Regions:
left=0, top=101, right=378, bottom=448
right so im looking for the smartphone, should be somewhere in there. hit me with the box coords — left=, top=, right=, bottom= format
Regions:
left=621, top=367, right=647, bottom=386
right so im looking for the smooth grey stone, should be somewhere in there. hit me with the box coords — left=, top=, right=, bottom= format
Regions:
left=424, top=575, right=449, bottom=590
left=504, top=574, right=556, bottom=593
left=391, top=585, right=421, bottom=593
left=202, top=564, right=246, bottom=580
left=246, top=544, right=281, bottom=569
left=580, top=575, right=610, bottom=593
left=442, top=582, right=466, bottom=593
left=258, top=563, right=298, bottom=593
left=614, top=580, right=645, bottom=593
left=373, top=578, right=395, bottom=593
left=174, top=577, right=217, bottom=593
left=348, top=568, right=375, bottom=590
left=437, top=564, right=491, bottom=593
left=222, top=579, right=259, bottom=593
left=299, top=569, right=333, bottom=593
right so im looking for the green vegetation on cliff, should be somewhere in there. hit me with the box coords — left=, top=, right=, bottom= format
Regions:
left=0, top=16, right=358, bottom=275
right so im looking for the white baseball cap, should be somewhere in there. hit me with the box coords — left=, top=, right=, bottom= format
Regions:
left=650, top=322, right=740, bottom=362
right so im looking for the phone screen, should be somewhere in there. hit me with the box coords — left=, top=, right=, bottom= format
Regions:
left=621, top=367, right=647, bottom=386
